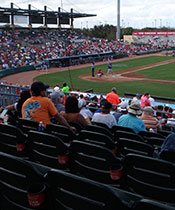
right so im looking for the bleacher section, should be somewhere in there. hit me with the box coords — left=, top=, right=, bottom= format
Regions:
left=0, top=121, right=175, bottom=209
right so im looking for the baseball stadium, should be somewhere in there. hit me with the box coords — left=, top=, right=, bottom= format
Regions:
left=0, top=1, right=175, bottom=209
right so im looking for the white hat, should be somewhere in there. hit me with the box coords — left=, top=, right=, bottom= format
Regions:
left=128, top=100, right=142, bottom=116
left=53, top=86, right=60, bottom=92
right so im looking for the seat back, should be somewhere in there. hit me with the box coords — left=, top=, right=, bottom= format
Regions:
left=70, top=140, right=122, bottom=185
left=124, top=153, right=175, bottom=203
left=0, top=152, right=48, bottom=209
left=78, top=130, right=115, bottom=151
left=86, top=124, right=113, bottom=137
left=46, top=169, right=127, bottom=210
left=114, top=131, right=144, bottom=143
left=133, top=199, right=175, bottom=210
left=0, top=123, right=28, bottom=158
left=46, top=123, right=77, bottom=143
left=112, top=125, right=135, bottom=134
left=138, top=131, right=165, bottom=140
left=68, top=121, right=83, bottom=133
left=18, top=118, right=39, bottom=134
left=28, top=130, right=69, bottom=169
left=117, top=139, right=154, bottom=157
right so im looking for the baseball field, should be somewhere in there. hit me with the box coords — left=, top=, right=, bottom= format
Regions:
left=33, top=55, right=175, bottom=98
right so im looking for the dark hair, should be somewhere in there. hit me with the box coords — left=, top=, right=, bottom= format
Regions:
left=63, top=83, right=67, bottom=87
left=17, top=90, right=31, bottom=117
left=65, top=96, right=79, bottom=113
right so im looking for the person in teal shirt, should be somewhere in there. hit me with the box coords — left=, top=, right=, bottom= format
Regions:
left=62, top=83, right=70, bottom=92
left=118, top=100, right=146, bottom=134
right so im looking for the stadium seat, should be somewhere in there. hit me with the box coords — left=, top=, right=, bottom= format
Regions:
left=0, top=123, right=29, bottom=158
left=112, top=125, right=135, bottom=134
left=67, top=121, right=83, bottom=133
left=78, top=130, right=116, bottom=151
left=46, top=168, right=130, bottom=210
left=69, top=140, right=122, bottom=186
left=18, top=118, right=39, bottom=134
left=46, top=123, right=77, bottom=144
left=85, top=124, right=113, bottom=137
left=146, top=137, right=164, bottom=149
left=114, top=130, right=145, bottom=143
left=116, top=138, right=154, bottom=158
left=132, top=199, right=175, bottom=210
left=138, top=130, right=165, bottom=140
left=158, top=129, right=173, bottom=138
left=123, top=153, right=175, bottom=203
left=0, top=152, right=50, bottom=210
left=92, top=121, right=111, bottom=130
left=28, top=130, right=69, bottom=170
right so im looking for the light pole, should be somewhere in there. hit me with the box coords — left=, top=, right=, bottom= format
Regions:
left=117, top=0, right=120, bottom=40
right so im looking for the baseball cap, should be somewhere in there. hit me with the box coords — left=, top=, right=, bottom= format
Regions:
left=50, top=92, right=62, bottom=101
left=101, top=101, right=112, bottom=109
left=31, top=81, right=49, bottom=93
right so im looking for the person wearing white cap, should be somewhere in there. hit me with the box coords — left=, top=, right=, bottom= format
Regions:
left=118, top=100, right=146, bottom=134
left=50, top=91, right=65, bottom=113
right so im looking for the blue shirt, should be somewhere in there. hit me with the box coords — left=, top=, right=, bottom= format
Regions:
left=118, top=113, right=146, bottom=134
left=160, top=133, right=175, bottom=153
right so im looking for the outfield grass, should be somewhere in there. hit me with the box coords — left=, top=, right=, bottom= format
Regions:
left=34, top=56, right=175, bottom=98
left=135, top=62, right=175, bottom=80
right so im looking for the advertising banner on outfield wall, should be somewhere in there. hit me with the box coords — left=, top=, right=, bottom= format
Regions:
left=133, top=31, right=175, bottom=36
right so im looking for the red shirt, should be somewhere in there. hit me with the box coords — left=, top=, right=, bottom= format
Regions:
left=106, top=92, right=120, bottom=105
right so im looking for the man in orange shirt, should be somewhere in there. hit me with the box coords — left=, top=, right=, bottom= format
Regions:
left=106, top=87, right=120, bottom=106
left=22, top=81, right=72, bottom=129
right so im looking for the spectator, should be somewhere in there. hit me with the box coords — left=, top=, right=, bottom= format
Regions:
left=92, top=101, right=117, bottom=128
left=62, top=83, right=69, bottom=93
left=106, top=87, right=120, bottom=106
left=132, top=93, right=140, bottom=102
left=118, top=100, right=146, bottom=133
left=140, top=92, right=150, bottom=108
left=22, top=81, right=73, bottom=129
left=50, top=91, right=65, bottom=113
left=60, top=96, right=90, bottom=128
left=139, top=106, right=161, bottom=132
left=148, top=94, right=156, bottom=108
left=78, top=99, right=92, bottom=123
left=160, top=133, right=175, bottom=154
left=6, top=89, right=31, bottom=118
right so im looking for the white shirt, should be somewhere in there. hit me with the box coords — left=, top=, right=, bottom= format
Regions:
left=92, top=113, right=117, bottom=128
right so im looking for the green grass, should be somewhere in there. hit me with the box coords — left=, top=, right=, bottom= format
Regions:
left=135, top=62, right=175, bottom=80
left=34, top=55, right=175, bottom=98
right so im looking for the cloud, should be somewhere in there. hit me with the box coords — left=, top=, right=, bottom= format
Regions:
left=0, top=0, right=174, bottom=29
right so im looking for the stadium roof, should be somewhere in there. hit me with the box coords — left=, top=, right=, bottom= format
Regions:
left=0, top=6, right=96, bottom=19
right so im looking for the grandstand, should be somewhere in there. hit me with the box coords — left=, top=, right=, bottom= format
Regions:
left=1, top=2, right=175, bottom=209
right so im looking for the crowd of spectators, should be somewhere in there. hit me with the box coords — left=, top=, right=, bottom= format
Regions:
left=0, top=29, right=168, bottom=70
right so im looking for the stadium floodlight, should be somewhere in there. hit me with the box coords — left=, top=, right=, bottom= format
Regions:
left=117, top=0, right=120, bottom=41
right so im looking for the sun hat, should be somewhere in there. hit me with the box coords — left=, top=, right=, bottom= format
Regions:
left=128, top=100, right=142, bottom=115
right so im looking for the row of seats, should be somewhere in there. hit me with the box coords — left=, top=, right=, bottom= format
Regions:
left=0, top=152, right=174, bottom=210
left=0, top=122, right=175, bottom=207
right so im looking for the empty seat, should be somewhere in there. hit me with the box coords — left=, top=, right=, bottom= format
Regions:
left=28, top=130, right=69, bottom=169
left=117, top=138, right=154, bottom=157
left=46, top=168, right=129, bottom=210
left=0, top=123, right=28, bottom=158
left=70, top=140, right=122, bottom=186
left=123, top=153, right=175, bottom=203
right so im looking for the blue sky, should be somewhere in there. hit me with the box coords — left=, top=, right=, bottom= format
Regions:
left=1, top=0, right=175, bottom=29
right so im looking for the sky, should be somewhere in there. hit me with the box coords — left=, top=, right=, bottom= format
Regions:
left=1, top=0, right=175, bottom=29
